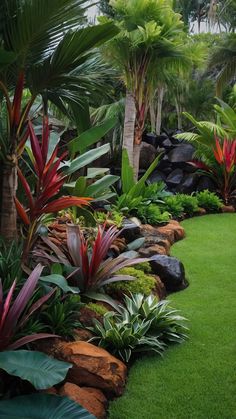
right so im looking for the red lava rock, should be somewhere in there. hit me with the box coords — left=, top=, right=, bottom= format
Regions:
left=157, top=220, right=185, bottom=242
left=59, top=382, right=107, bottom=419
left=221, top=205, right=235, bottom=213
left=139, top=244, right=168, bottom=257
left=55, top=341, right=127, bottom=396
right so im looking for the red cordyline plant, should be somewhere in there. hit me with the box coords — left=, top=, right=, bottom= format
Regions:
left=0, top=264, right=56, bottom=351
left=35, top=224, right=151, bottom=307
left=191, top=137, right=236, bottom=204
left=15, top=117, right=91, bottom=257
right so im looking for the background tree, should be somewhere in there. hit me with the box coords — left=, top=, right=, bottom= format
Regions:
left=100, top=0, right=189, bottom=177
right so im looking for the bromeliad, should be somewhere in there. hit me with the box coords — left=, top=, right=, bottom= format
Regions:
left=191, top=137, right=236, bottom=204
left=15, top=118, right=91, bottom=258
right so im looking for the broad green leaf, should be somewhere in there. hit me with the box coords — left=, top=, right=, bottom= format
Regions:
left=64, top=144, right=110, bottom=175
left=74, top=177, right=87, bottom=196
left=68, top=118, right=116, bottom=155
left=40, top=275, right=80, bottom=294
left=128, top=154, right=161, bottom=198
left=84, top=291, right=122, bottom=313
left=69, top=99, right=91, bottom=133
left=0, top=49, right=16, bottom=66
left=0, top=351, right=71, bottom=390
left=86, top=175, right=119, bottom=197
left=75, top=208, right=96, bottom=226
left=0, top=394, right=95, bottom=418
left=121, top=149, right=135, bottom=194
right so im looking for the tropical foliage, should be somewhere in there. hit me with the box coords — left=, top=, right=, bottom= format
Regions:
left=89, top=293, right=188, bottom=362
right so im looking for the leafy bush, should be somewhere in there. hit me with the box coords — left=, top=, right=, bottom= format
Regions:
left=175, top=194, right=199, bottom=215
left=40, top=291, right=83, bottom=338
left=94, top=210, right=124, bottom=227
left=89, top=293, right=188, bottom=362
left=137, top=203, right=170, bottom=224
left=133, top=262, right=152, bottom=273
left=106, top=267, right=157, bottom=296
left=163, top=196, right=184, bottom=218
left=0, top=238, right=24, bottom=291
left=196, top=190, right=223, bottom=211
left=142, top=181, right=171, bottom=203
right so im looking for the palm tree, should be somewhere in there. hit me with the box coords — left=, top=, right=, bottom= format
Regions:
left=0, top=0, right=118, bottom=240
left=209, top=33, right=236, bottom=97
left=100, top=0, right=190, bottom=177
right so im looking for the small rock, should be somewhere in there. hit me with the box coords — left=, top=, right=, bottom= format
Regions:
left=198, top=207, right=207, bottom=216
left=55, top=341, right=127, bottom=396
left=157, top=220, right=185, bottom=242
left=221, top=205, right=235, bottom=213
left=166, top=169, right=184, bottom=186
left=59, top=382, right=107, bottom=419
left=120, top=220, right=141, bottom=243
left=139, top=245, right=168, bottom=257
left=168, top=144, right=195, bottom=163
left=150, top=255, right=187, bottom=292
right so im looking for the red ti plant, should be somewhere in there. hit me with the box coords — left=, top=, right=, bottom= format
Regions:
left=15, top=117, right=91, bottom=258
left=191, top=137, right=236, bottom=204
left=34, top=224, right=151, bottom=308
left=0, top=264, right=56, bottom=351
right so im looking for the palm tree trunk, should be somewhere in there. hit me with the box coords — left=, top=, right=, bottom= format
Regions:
left=133, top=143, right=141, bottom=181
left=156, top=86, right=165, bottom=135
left=175, top=99, right=183, bottom=130
left=0, top=161, right=18, bottom=240
left=150, top=100, right=156, bottom=133
left=123, top=91, right=136, bottom=166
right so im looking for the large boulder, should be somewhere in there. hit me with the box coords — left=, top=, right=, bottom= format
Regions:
left=150, top=255, right=187, bottom=292
left=59, top=383, right=107, bottom=419
left=55, top=341, right=127, bottom=396
left=168, top=144, right=195, bottom=163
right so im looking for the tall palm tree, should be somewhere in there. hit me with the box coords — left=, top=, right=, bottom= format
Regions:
left=209, top=33, right=236, bottom=97
left=0, top=0, right=118, bottom=240
left=100, top=0, right=190, bottom=177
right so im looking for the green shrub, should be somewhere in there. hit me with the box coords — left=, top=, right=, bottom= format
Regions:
left=143, top=181, right=171, bottom=203
left=107, top=267, right=157, bottom=296
left=137, top=203, right=170, bottom=224
left=86, top=302, right=109, bottom=316
left=176, top=194, right=199, bottom=215
left=94, top=210, right=124, bottom=227
left=40, top=291, right=83, bottom=338
left=133, top=262, right=152, bottom=273
left=196, top=190, right=223, bottom=211
left=88, top=293, right=188, bottom=362
left=163, top=195, right=184, bottom=217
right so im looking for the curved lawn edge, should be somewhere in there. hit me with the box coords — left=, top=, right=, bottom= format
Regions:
left=109, top=214, right=236, bottom=419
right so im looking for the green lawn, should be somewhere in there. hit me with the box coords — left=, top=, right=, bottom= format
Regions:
left=109, top=214, right=236, bottom=419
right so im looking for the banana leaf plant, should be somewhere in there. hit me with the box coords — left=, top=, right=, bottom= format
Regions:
left=34, top=224, right=151, bottom=309
left=0, top=264, right=56, bottom=351
left=15, top=118, right=91, bottom=258
left=190, top=137, right=236, bottom=204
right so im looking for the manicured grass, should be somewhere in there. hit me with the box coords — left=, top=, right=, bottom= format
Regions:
left=109, top=214, right=236, bottom=419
